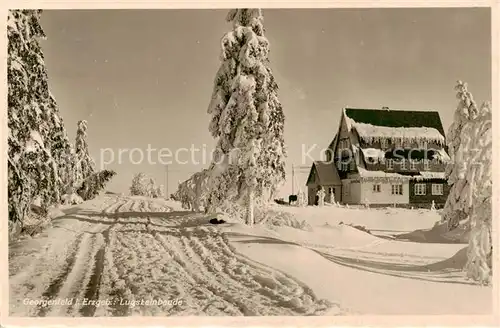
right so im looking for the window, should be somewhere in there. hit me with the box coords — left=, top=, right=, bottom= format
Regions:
left=400, top=159, right=406, bottom=170
left=394, top=139, right=402, bottom=149
left=373, top=184, right=381, bottom=193
left=341, top=162, right=349, bottom=171
left=432, top=184, right=443, bottom=195
left=414, top=183, right=427, bottom=195
left=380, top=139, right=388, bottom=149
left=418, top=140, right=428, bottom=149
left=349, top=159, right=356, bottom=170
left=386, top=159, right=394, bottom=170
left=391, top=184, right=403, bottom=195
left=410, top=160, right=418, bottom=170
left=339, top=138, right=349, bottom=150
left=423, top=159, right=430, bottom=171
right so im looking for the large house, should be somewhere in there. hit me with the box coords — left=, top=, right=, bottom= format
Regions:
left=306, top=107, right=451, bottom=208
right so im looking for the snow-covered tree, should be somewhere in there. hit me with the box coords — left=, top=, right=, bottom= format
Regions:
left=442, top=81, right=479, bottom=230
left=153, top=184, right=165, bottom=199
left=460, top=102, right=492, bottom=284
left=146, top=178, right=156, bottom=197
left=258, top=71, right=286, bottom=202
left=442, top=81, right=492, bottom=284
left=129, top=173, right=163, bottom=198
left=329, top=190, right=335, bottom=204
left=71, top=120, right=115, bottom=200
left=80, top=169, right=116, bottom=200
left=174, top=170, right=210, bottom=212
left=205, top=9, right=287, bottom=225
left=430, top=200, right=436, bottom=211
left=447, top=81, right=479, bottom=166
left=297, top=188, right=307, bottom=207
left=130, top=173, right=148, bottom=196
left=316, top=187, right=325, bottom=207
left=7, top=10, right=72, bottom=226
left=73, top=120, right=95, bottom=196
left=7, top=10, right=114, bottom=232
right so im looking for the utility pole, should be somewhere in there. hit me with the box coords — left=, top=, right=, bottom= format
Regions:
left=292, top=164, right=295, bottom=195
left=165, top=164, right=169, bottom=197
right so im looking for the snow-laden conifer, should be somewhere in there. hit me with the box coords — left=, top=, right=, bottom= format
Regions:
left=441, top=81, right=492, bottom=284
left=205, top=9, right=286, bottom=224
left=8, top=10, right=70, bottom=226
left=442, top=81, right=480, bottom=230
left=461, top=101, right=492, bottom=284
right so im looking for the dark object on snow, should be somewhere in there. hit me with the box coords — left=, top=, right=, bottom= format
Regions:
left=288, top=194, right=298, bottom=205
left=339, top=221, right=371, bottom=234
left=209, top=218, right=226, bottom=224
left=274, top=198, right=288, bottom=205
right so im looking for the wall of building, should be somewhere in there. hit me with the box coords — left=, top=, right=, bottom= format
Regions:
left=335, top=114, right=358, bottom=179
left=326, top=185, right=341, bottom=203
left=359, top=180, right=410, bottom=205
left=307, top=185, right=316, bottom=205
left=409, top=179, right=450, bottom=207
left=307, top=184, right=341, bottom=205
left=341, top=179, right=362, bottom=204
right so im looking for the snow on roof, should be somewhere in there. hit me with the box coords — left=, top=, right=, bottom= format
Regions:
left=356, top=167, right=446, bottom=181
left=343, top=108, right=446, bottom=145
left=360, top=148, right=386, bottom=160
left=434, top=148, right=451, bottom=162
left=348, top=120, right=445, bottom=144
left=356, top=167, right=411, bottom=181
left=413, top=171, right=446, bottom=181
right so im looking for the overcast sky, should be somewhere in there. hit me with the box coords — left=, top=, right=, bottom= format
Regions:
left=40, top=8, right=491, bottom=196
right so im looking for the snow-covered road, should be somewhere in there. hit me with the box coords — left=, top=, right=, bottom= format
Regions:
left=9, top=195, right=334, bottom=317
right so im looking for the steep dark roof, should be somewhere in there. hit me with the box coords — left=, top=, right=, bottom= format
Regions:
left=327, top=133, right=338, bottom=150
left=344, top=108, right=446, bottom=138
left=306, top=161, right=341, bottom=186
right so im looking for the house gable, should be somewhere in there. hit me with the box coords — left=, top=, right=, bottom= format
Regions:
left=306, top=164, right=318, bottom=185
left=325, top=133, right=338, bottom=163
left=318, top=106, right=451, bottom=206
left=306, top=161, right=341, bottom=186
left=332, top=110, right=361, bottom=176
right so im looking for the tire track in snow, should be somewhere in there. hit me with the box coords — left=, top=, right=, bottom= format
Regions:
left=39, top=196, right=130, bottom=317
left=79, top=230, right=108, bottom=317
left=102, top=198, right=335, bottom=315
left=37, top=222, right=108, bottom=317
left=198, top=228, right=331, bottom=315
left=46, top=233, right=96, bottom=316
left=154, top=226, right=334, bottom=315
left=36, top=234, right=84, bottom=317
left=154, top=233, right=241, bottom=315
left=10, top=196, right=336, bottom=316
left=98, top=228, right=133, bottom=317
left=101, top=198, right=127, bottom=214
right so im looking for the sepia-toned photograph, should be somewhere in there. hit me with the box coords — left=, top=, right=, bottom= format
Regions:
left=6, top=6, right=493, bottom=318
